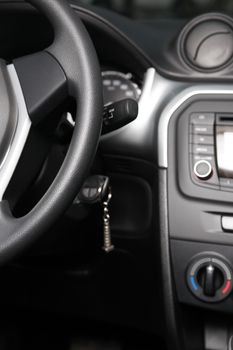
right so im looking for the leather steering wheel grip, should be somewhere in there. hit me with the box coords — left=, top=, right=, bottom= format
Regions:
left=0, top=0, right=103, bottom=263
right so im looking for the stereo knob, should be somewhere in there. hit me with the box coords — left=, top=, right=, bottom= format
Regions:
left=194, top=160, right=212, bottom=180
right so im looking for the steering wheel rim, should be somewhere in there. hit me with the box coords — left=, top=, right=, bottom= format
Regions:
left=0, top=0, right=103, bottom=263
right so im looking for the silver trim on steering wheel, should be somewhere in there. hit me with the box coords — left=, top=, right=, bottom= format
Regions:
left=0, top=65, right=31, bottom=200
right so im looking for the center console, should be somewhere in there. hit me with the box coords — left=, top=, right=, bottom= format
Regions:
left=154, top=11, right=233, bottom=350
left=160, top=91, right=233, bottom=349
left=167, top=91, right=233, bottom=303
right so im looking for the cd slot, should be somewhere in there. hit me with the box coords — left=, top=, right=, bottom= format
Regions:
left=216, top=114, right=233, bottom=125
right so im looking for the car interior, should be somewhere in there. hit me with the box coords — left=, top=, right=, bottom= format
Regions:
left=1, top=0, right=233, bottom=349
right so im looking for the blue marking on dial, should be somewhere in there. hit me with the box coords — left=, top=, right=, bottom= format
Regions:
left=190, top=276, right=198, bottom=291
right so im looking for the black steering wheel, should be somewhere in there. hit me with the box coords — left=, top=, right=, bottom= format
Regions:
left=0, top=0, right=102, bottom=263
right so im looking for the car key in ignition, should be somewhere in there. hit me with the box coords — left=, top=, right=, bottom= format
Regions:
left=78, top=175, right=114, bottom=253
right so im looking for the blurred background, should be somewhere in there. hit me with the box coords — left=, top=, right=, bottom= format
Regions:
left=80, top=0, right=233, bottom=19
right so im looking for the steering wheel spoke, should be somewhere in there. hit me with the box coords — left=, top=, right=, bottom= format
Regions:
left=13, top=50, right=68, bottom=125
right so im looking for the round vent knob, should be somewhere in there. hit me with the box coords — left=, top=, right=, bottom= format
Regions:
left=181, top=15, right=233, bottom=70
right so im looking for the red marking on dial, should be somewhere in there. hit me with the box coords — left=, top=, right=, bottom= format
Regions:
left=222, top=280, right=231, bottom=294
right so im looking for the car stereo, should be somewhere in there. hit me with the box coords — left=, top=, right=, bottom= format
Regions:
left=190, top=112, right=233, bottom=191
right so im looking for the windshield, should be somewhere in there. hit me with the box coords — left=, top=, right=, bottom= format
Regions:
left=80, top=0, right=233, bottom=19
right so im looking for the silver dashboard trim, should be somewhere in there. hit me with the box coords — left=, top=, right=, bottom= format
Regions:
left=158, top=85, right=233, bottom=168
left=0, top=65, right=31, bottom=200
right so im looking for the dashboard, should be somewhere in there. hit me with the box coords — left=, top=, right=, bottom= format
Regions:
left=102, top=70, right=141, bottom=104
left=73, top=7, right=233, bottom=350
left=2, top=2, right=233, bottom=350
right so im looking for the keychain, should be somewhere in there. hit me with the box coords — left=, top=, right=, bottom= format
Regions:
left=78, top=175, right=115, bottom=253
left=102, top=187, right=114, bottom=253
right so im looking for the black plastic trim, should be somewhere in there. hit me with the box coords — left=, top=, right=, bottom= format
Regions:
left=14, top=51, right=67, bottom=125
left=159, top=169, right=184, bottom=350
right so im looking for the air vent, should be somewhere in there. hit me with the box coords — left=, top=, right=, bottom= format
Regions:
left=180, top=14, right=233, bottom=71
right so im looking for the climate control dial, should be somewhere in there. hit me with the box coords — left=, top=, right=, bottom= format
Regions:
left=187, top=254, right=233, bottom=303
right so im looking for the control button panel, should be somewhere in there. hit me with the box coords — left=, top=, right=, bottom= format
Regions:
left=187, top=253, right=233, bottom=303
left=189, top=112, right=233, bottom=191
left=189, top=112, right=219, bottom=188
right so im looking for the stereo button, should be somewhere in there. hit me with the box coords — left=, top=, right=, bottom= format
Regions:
left=220, top=178, right=233, bottom=191
left=192, top=124, right=214, bottom=135
left=191, top=135, right=214, bottom=145
left=222, top=217, right=233, bottom=231
left=193, top=155, right=214, bottom=162
left=190, top=113, right=215, bottom=125
left=193, top=145, right=214, bottom=155
left=220, top=178, right=233, bottom=187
